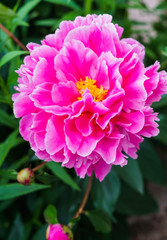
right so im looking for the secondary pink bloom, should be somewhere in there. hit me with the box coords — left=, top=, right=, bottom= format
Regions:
left=46, top=224, right=73, bottom=240
left=13, top=14, right=167, bottom=181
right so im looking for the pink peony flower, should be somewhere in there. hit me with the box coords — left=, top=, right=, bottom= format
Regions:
left=46, top=224, right=73, bottom=240
left=13, top=14, right=167, bottom=181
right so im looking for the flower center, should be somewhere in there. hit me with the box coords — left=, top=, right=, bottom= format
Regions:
left=76, top=76, right=108, bottom=102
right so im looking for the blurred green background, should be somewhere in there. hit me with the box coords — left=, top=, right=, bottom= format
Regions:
left=0, top=0, right=167, bottom=239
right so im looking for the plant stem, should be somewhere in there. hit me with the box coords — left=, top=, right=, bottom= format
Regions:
left=0, top=24, right=27, bottom=51
left=73, top=175, right=93, bottom=219
left=32, top=162, right=46, bottom=172
left=85, top=0, right=93, bottom=15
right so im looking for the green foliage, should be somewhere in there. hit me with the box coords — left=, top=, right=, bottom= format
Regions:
left=46, top=162, right=80, bottom=191
left=44, top=204, right=58, bottom=224
left=116, top=183, right=158, bottom=215
left=0, top=183, right=50, bottom=200
left=0, top=3, right=16, bottom=23
left=114, top=158, right=144, bottom=194
left=0, top=51, right=28, bottom=68
left=0, top=0, right=167, bottom=239
left=85, top=210, right=112, bottom=233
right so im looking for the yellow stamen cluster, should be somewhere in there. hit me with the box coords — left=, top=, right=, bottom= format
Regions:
left=76, top=76, right=108, bottom=102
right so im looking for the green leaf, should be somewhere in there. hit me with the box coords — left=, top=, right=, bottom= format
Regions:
left=152, top=94, right=167, bottom=109
left=17, top=0, right=41, bottom=19
left=0, top=3, right=16, bottom=23
left=0, top=109, right=18, bottom=128
left=161, top=46, right=167, bottom=57
left=0, top=183, right=50, bottom=200
left=92, top=169, right=120, bottom=218
left=46, top=162, right=80, bottom=191
left=44, top=204, right=58, bottom=224
left=35, top=19, right=59, bottom=27
left=7, top=214, right=24, bottom=240
left=114, top=158, right=144, bottom=194
left=0, top=169, right=17, bottom=180
left=0, top=130, right=18, bottom=167
left=138, top=140, right=166, bottom=185
left=115, top=183, right=158, bottom=215
left=32, top=224, right=47, bottom=240
left=85, top=210, right=112, bottom=233
left=0, top=51, right=28, bottom=68
left=155, top=113, right=167, bottom=144
left=44, top=0, right=81, bottom=10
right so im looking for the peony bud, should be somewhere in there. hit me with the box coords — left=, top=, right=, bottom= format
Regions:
left=46, top=224, right=73, bottom=240
left=17, top=168, right=34, bottom=185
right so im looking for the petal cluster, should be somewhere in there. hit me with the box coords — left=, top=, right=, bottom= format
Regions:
left=46, top=224, right=73, bottom=240
left=13, top=14, right=167, bottom=181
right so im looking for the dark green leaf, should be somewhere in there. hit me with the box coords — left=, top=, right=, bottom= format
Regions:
left=46, top=162, right=80, bottom=191
left=155, top=114, right=167, bottom=144
left=0, top=109, right=18, bottom=129
left=0, top=183, right=50, bottom=200
left=0, top=51, right=28, bottom=68
left=44, top=204, right=58, bottom=224
left=152, top=94, right=167, bottom=109
left=116, top=183, right=158, bottom=215
left=138, top=140, right=166, bottom=185
left=0, top=3, right=16, bottom=23
left=35, top=19, right=59, bottom=27
left=92, top=169, right=120, bottom=218
left=44, top=0, right=81, bottom=10
left=85, top=210, right=112, bottom=233
left=32, top=224, right=47, bottom=240
left=0, top=169, right=17, bottom=180
left=0, top=130, right=18, bottom=167
left=17, top=0, right=41, bottom=19
left=7, top=214, right=24, bottom=240
left=114, top=158, right=144, bottom=194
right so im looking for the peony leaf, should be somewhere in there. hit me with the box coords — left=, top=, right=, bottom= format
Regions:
left=115, top=183, right=158, bottom=215
left=44, top=204, right=58, bottom=224
left=155, top=113, right=167, bottom=145
left=0, top=51, right=28, bottom=68
left=0, top=109, right=18, bottom=129
left=85, top=210, right=112, bottom=233
left=17, top=0, right=41, bottom=19
left=44, top=0, right=81, bottom=10
left=7, top=214, right=24, bottom=240
left=46, top=162, right=80, bottom=191
left=32, top=224, right=47, bottom=240
left=0, top=3, right=16, bottom=23
left=0, top=130, right=18, bottom=167
left=114, top=158, right=144, bottom=194
left=138, top=140, right=166, bottom=185
left=0, top=183, right=50, bottom=200
left=92, top=169, right=120, bottom=218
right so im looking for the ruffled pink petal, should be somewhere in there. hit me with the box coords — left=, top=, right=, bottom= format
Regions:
left=52, top=81, right=79, bottom=106
left=45, top=115, right=66, bottom=155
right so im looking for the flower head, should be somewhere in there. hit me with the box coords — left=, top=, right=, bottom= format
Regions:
left=46, top=224, right=73, bottom=240
left=13, top=14, right=167, bottom=181
left=17, top=168, right=34, bottom=185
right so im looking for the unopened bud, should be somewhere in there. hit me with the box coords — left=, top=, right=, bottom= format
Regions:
left=17, top=168, right=34, bottom=185
left=46, top=224, right=73, bottom=240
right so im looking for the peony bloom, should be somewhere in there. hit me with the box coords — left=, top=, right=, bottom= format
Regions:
left=46, top=224, right=73, bottom=240
left=13, top=14, right=167, bottom=181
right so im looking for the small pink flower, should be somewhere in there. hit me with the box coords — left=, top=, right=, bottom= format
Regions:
left=46, top=224, right=73, bottom=240
left=13, top=14, right=167, bottom=181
